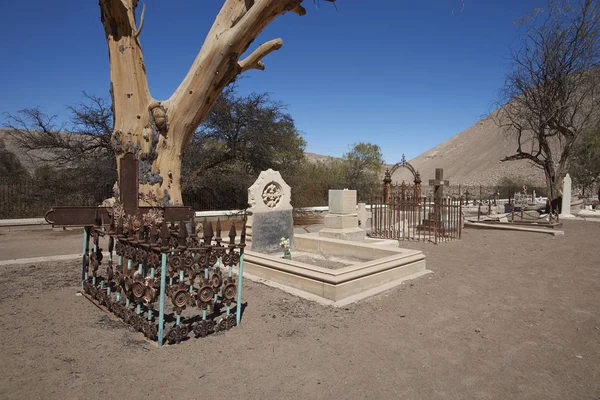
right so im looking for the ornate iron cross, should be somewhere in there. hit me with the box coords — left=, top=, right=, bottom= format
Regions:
left=45, top=152, right=194, bottom=227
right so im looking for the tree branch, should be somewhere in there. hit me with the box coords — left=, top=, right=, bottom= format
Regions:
left=165, top=0, right=305, bottom=148
left=501, top=151, right=545, bottom=167
left=238, top=38, right=283, bottom=72
left=290, top=4, right=307, bottom=16
left=134, top=3, right=146, bottom=39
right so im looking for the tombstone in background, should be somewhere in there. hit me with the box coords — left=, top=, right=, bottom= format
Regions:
left=247, top=169, right=294, bottom=253
left=357, top=203, right=372, bottom=230
left=560, top=173, right=575, bottom=218
left=429, top=168, right=449, bottom=203
left=319, top=189, right=365, bottom=241
left=421, top=168, right=450, bottom=232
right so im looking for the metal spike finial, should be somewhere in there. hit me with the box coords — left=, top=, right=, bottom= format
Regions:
left=203, top=218, right=213, bottom=245
left=128, top=217, right=135, bottom=240
left=228, top=223, right=237, bottom=246
left=138, top=224, right=146, bottom=242
left=117, top=215, right=124, bottom=237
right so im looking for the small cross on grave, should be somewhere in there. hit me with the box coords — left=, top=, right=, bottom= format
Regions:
left=429, top=168, right=450, bottom=203
left=45, top=152, right=194, bottom=227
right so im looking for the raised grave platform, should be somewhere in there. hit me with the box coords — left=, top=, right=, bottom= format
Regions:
left=242, top=233, right=430, bottom=306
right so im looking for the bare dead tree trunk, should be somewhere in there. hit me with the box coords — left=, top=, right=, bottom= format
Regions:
left=99, top=0, right=307, bottom=206
left=544, top=164, right=560, bottom=200
left=495, top=0, right=600, bottom=204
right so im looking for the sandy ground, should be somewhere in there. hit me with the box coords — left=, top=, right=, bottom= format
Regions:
left=0, top=220, right=599, bottom=399
left=0, top=228, right=83, bottom=260
left=0, top=219, right=315, bottom=262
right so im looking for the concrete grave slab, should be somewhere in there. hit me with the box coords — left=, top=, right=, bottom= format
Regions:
left=242, top=233, right=430, bottom=306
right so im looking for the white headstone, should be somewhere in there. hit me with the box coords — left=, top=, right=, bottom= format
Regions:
left=247, top=169, right=294, bottom=253
left=248, top=169, right=292, bottom=213
left=560, top=173, right=575, bottom=218
left=329, top=189, right=357, bottom=214
left=357, top=203, right=372, bottom=229
left=319, top=189, right=364, bottom=241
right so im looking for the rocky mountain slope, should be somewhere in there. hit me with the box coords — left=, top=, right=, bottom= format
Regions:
left=2, top=110, right=547, bottom=188
left=387, top=111, right=545, bottom=187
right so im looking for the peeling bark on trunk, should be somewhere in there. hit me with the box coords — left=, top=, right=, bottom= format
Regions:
left=99, top=0, right=306, bottom=206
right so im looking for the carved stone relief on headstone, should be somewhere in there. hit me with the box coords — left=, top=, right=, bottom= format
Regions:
left=247, top=169, right=294, bottom=253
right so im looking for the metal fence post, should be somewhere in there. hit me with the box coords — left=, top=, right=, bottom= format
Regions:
left=236, top=251, right=245, bottom=325
left=158, top=252, right=168, bottom=346
left=81, top=227, right=90, bottom=289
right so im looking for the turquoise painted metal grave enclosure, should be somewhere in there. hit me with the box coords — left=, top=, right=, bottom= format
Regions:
left=82, top=214, right=246, bottom=346
left=46, top=153, right=246, bottom=346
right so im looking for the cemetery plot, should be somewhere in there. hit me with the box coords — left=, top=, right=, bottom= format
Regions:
left=371, top=168, right=462, bottom=243
left=45, top=152, right=247, bottom=346
left=80, top=215, right=246, bottom=346
left=290, top=252, right=369, bottom=270
left=243, top=233, right=429, bottom=306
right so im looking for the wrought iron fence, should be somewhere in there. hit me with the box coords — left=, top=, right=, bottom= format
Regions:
left=182, top=189, right=248, bottom=212
left=370, top=195, right=462, bottom=243
left=0, top=179, right=113, bottom=219
left=418, top=184, right=549, bottom=203
left=0, top=180, right=248, bottom=218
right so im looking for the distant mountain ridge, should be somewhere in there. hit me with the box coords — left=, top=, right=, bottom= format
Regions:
left=2, top=113, right=546, bottom=187
left=385, top=111, right=545, bottom=187
left=304, top=152, right=340, bottom=164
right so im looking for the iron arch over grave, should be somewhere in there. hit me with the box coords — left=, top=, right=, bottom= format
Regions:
left=383, top=154, right=422, bottom=203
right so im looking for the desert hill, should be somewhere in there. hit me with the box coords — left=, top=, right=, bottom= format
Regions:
left=304, top=152, right=339, bottom=164
left=387, top=111, right=545, bottom=187
left=2, top=111, right=546, bottom=188
left=0, top=129, right=40, bottom=172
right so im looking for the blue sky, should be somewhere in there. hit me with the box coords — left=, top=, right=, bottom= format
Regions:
left=0, top=0, right=540, bottom=163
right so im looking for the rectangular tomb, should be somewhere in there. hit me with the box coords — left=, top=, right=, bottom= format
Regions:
left=241, top=233, right=429, bottom=306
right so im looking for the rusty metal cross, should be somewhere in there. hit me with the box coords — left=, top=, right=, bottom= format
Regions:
left=429, top=168, right=450, bottom=202
left=45, top=152, right=194, bottom=227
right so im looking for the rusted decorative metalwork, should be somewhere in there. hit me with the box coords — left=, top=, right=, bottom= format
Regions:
left=390, top=180, right=419, bottom=199
left=82, top=212, right=246, bottom=345
left=45, top=153, right=194, bottom=227
left=371, top=168, right=461, bottom=243
left=370, top=195, right=462, bottom=243
left=384, top=154, right=422, bottom=202
left=45, top=152, right=247, bottom=346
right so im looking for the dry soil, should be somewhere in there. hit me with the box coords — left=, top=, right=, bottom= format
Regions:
left=0, top=220, right=599, bottom=399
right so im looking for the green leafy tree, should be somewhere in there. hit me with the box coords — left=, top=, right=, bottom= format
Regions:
left=182, top=86, right=307, bottom=209
left=570, top=126, right=600, bottom=195
left=286, top=158, right=348, bottom=207
left=343, top=142, right=384, bottom=199
left=0, top=139, right=28, bottom=179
